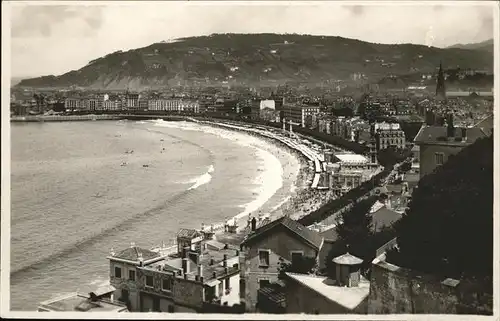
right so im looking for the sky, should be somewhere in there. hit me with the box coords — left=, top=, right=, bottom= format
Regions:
left=8, top=1, right=496, bottom=78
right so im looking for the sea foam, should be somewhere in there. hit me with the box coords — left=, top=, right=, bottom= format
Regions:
left=188, top=165, right=215, bottom=190
left=141, top=120, right=287, bottom=226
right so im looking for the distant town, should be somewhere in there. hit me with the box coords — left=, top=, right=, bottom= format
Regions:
left=13, top=61, right=494, bottom=315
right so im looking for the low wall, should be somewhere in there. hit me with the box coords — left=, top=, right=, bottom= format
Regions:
left=368, top=253, right=493, bottom=314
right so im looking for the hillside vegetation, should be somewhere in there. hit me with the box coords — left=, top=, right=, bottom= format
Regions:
left=387, top=135, right=493, bottom=284
left=17, top=33, right=494, bottom=90
left=447, top=39, right=494, bottom=53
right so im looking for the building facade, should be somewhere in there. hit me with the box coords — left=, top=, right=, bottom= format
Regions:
left=414, top=115, right=488, bottom=178
left=65, top=98, right=88, bottom=111
left=126, top=93, right=140, bottom=110
left=147, top=99, right=200, bottom=113
left=240, top=216, right=323, bottom=312
left=375, top=122, right=406, bottom=151
left=108, top=228, right=241, bottom=313
left=281, top=104, right=320, bottom=127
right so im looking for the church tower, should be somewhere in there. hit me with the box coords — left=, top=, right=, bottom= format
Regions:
left=369, top=122, right=378, bottom=164
left=436, top=61, right=446, bottom=100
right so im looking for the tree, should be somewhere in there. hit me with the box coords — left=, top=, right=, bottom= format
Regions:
left=377, top=146, right=411, bottom=168
left=386, top=136, right=493, bottom=289
left=398, top=160, right=412, bottom=173
left=335, top=195, right=377, bottom=252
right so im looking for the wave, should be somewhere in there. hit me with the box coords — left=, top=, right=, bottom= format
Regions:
left=10, top=188, right=193, bottom=281
left=11, top=120, right=297, bottom=286
left=227, top=147, right=283, bottom=224
left=188, top=165, right=215, bottom=190
left=141, top=120, right=288, bottom=227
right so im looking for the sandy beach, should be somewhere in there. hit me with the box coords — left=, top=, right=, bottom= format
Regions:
left=195, top=119, right=335, bottom=245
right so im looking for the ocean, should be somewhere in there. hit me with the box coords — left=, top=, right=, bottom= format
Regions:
left=9, top=119, right=300, bottom=311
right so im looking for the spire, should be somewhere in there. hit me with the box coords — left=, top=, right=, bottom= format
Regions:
left=436, top=60, right=446, bottom=100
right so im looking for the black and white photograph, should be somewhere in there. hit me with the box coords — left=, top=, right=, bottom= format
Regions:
left=1, top=0, right=498, bottom=318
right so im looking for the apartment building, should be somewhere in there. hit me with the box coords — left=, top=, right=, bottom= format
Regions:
left=239, top=216, right=324, bottom=312
left=147, top=99, right=200, bottom=113
left=414, top=114, right=489, bottom=178
left=281, top=104, right=321, bottom=128
left=108, top=228, right=241, bottom=313
left=375, top=122, right=406, bottom=150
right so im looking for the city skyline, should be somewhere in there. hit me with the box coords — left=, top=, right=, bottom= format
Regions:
left=9, top=1, right=495, bottom=79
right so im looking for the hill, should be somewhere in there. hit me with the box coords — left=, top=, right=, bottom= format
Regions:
left=447, top=39, right=494, bottom=53
left=16, top=33, right=494, bottom=90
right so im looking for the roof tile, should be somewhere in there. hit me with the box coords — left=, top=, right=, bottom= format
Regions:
left=242, top=216, right=323, bottom=250
left=113, top=247, right=160, bottom=262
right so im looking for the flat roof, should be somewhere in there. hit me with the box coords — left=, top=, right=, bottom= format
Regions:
left=286, top=273, right=370, bottom=310
left=335, top=154, right=369, bottom=164
left=38, top=293, right=127, bottom=312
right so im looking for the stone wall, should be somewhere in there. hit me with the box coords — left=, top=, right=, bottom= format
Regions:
left=368, top=253, right=492, bottom=314
left=174, top=278, right=204, bottom=308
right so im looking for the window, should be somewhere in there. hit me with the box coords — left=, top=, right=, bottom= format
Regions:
left=225, top=277, right=231, bottom=293
left=435, top=152, right=445, bottom=165
left=162, top=278, right=172, bottom=292
left=259, top=279, right=270, bottom=289
left=259, top=250, right=270, bottom=267
left=114, top=266, right=122, bottom=278
left=128, top=270, right=135, bottom=281
left=291, top=251, right=303, bottom=264
left=145, top=275, right=154, bottom=288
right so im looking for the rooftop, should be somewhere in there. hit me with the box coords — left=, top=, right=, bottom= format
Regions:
left=332, top=252, right=363, bottom=265
left=371, top=206, right=403, bottom=231
left=177, top=228, right=203, bottom=239
left=242, top=216, right=323, bottom=250
left=38, top=293, right=127, bottom=312
left=111, top=246, right=160, bottom=262
left=414, top=125, right=487, bottom=145
left=375, top=122, right=401, bottom=131
left=142, top=245, right=240, bottom=283
left=285, top=272, right=370, bottom=310
left=334, top=154, right=369, bottom=164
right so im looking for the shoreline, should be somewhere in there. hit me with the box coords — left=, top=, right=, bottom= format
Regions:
left=172, top=119, right=334, bottom=246
left=10, top=115, right=122, bottom=122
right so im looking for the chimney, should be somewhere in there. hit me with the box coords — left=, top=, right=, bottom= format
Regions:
left=212, top=271, right=217, bottom=279
left=223, top=254, right=228, bottom=267
left=182, top=258, right=190, bottom=275
left=198, top=265, right=204, bottom=279
left=461, top=127, right=467, bottom=142
left=182, top=246, right=190, bottom=259
left=447, top=113, right=455, bottom=138
left=425, top=109, right=432, bottom=125
left=251, top=217, right=257, bottom=231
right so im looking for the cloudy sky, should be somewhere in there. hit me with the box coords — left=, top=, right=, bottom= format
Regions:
left=8, top=1, right=496, bottom=78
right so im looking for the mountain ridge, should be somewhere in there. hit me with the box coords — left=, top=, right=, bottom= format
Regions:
left=16, top=33, right=494, bottom=90
left=446, top=39, right=493, bottom=52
